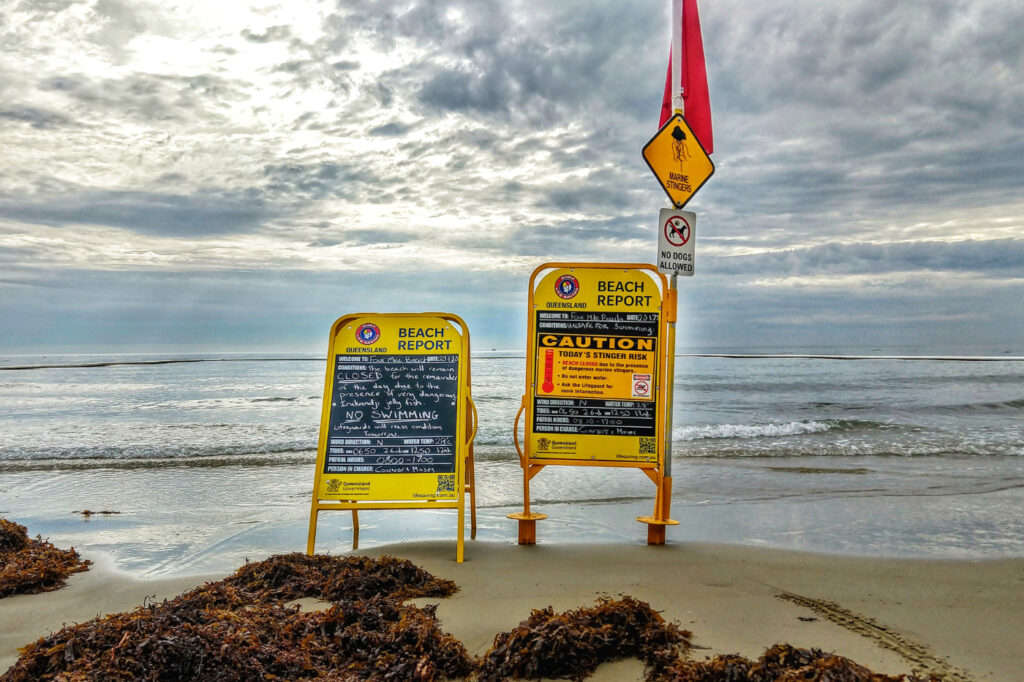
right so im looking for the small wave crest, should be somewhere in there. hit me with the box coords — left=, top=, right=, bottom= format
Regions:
left=0, top=450, right=314, bottom=472
left=673, top=419, right=873, bottom=441
left=938, top=397, right=1024, bottom=413
left=0, top=439, right=315, bottom=464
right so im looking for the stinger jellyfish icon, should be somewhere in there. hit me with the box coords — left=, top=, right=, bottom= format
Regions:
left=671, top=126, right=689, bottom=168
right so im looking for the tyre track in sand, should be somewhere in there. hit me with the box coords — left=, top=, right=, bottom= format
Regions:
left=777, top=592, right=973, bottom=681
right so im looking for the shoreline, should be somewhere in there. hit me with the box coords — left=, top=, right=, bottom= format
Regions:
left=3, top=541, right=1022, bottom=680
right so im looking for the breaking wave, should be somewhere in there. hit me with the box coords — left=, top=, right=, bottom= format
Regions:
left=673, top=419, right=877, bottom=441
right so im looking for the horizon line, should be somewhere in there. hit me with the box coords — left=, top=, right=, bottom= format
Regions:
left=2, top=352, right=1023, bottom=371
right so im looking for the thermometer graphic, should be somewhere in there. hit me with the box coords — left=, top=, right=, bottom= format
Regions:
left=541, top=348, right=555, bottom=393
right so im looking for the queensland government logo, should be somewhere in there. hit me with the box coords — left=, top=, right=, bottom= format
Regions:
left=554, top=274, right=580, bottom=299
left=355, top=322, right=380, bottom=345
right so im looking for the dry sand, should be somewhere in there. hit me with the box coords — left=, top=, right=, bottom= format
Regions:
left=2, top=541, right=1022, bottom=680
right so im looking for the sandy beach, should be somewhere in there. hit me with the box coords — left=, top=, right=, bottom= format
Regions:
left=2, top=541, right=1022, bottom=680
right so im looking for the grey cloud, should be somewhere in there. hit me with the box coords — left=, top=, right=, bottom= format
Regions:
left=87, top=0, right=148, bottom=61
left=677, top=272, right=1024, bottom=354
left=494, top=214, right=652, bottom=259
left=313, top=228, right=412, bottom=247
left=0, top=265, right=527, bottom=352
left=320, top=0, right=663, bottom=122
left=0, top=189, right=274, bottom=236
left=272, top=58, right=355, bottom=95
left=369, top=122, right=413, bottom=136
left=261, top=161, right=382, bottom=202
left=3, top=260, right=1019, bottom=354
left=710, top=239, right=1024, bottom=279
left=40, top=71, right=242, bottom=124
left=0, top=105, right=71, bottom=129
left=15, top=0, right=75, bottom=13
left=241, top=25, right=292, bottom=43
left=419, top=67, right=508, bottom=113
left=539, top=185, right=634, bottom=212
left=708, top=0, right=1024, bottom=135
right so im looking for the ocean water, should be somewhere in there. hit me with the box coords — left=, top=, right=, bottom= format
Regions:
left=1, top=351, right=1023, bottom=576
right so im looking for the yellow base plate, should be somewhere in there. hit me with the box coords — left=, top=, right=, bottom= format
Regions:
left=636, top=516, right=679, bottom=526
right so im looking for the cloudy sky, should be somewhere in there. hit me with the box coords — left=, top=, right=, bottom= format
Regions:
left=1, top=0, right=1022, bottom=355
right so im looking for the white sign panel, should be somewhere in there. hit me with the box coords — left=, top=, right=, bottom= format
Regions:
left=656, top=208, right=696, bottom=276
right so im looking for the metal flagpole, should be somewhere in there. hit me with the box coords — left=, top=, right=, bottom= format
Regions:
left=672, top=0, right=683, bottom=112
left=663, top=0, right=684, bottom=515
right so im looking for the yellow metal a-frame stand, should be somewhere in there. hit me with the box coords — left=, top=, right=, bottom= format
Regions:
left=307, top=312, right=477, bottom=562
left=510, top=263, right=678, bottom=545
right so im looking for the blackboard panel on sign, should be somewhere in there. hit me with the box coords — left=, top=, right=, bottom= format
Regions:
left=325, top=354, right=459, bottom=475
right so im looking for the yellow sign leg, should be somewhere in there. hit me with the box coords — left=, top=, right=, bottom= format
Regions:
left=508, top=463, right=547, bottom=544
left=639, top=274, right=679, bottom=544
left=306, top=503, right=319, bottom=555
left=457, top=494, right=465, bottom=563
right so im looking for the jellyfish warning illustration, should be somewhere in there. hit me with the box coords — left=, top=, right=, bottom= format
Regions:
left=671, top=125, right=690, bottom=166
left=642, top=113, right=714, bottom=209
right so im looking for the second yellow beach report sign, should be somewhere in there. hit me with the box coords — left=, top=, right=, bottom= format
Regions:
left=511, top=263, right=676, bottom=545
left=530, top=266, right=663, bottom=464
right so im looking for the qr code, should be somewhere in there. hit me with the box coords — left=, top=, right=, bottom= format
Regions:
left=436, top=474, right=456, bottom=494
left=326, top=479, right=342, bottom=494
left=639, top=437, right=656, bottom=455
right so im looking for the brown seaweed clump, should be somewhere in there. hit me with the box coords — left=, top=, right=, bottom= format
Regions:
left=220, top=551, right=459, bottom=604
left=2, top=553, right=473, bottom=682
left=0, top=518, right=91, bottom=598
left=659, top=643, right=936, bottom=681
left=477, top=596, right=691, bottom=682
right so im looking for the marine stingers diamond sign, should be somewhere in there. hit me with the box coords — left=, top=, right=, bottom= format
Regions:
left=642, top=113, right=714, bottom=209
left=528, top=266, right=665, bottom=466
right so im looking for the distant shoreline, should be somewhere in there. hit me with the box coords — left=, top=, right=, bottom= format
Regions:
left=2, top=352, right=1022, bottom=371
left=679, top=352, right=1024, bottom=361
left=0, top=357, right=317, bottom=371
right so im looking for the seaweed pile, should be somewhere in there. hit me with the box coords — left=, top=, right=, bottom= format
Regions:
left=477, top=596, right=691, bottom=682
left=659, top=644, right=933, bottom=681
left=3, top=553, right=473, bottom=681
left=478, top=604, right=939, bottom=682
left=215, top=552, right=459, bottom=605
left=0, top=518, right=91, bottom=598
left=3, top=551, right=943, bottom=681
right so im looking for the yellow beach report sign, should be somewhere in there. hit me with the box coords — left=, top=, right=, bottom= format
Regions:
left=314, top=315, right=469, bottom=502
left=308, top=312, right=476, bottom=562
left=530, top=267, right=663, bottom=465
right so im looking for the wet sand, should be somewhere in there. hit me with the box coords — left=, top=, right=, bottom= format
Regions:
left=2, top=542, right=1022, bottom=680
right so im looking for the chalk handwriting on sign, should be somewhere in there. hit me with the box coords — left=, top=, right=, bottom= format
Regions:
left=325, top=354, right=458, bottom=475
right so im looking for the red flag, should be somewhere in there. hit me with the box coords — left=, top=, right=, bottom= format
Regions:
left=660, top=0, right=713, bottom=154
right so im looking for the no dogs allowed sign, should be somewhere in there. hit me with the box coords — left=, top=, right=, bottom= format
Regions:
left=657, top=208, right=695, bottom=276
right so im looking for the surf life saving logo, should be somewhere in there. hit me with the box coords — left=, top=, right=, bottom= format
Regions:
left=555, top=274, right=580, bottom=299
left=355, top=323, right=381, bottom=345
